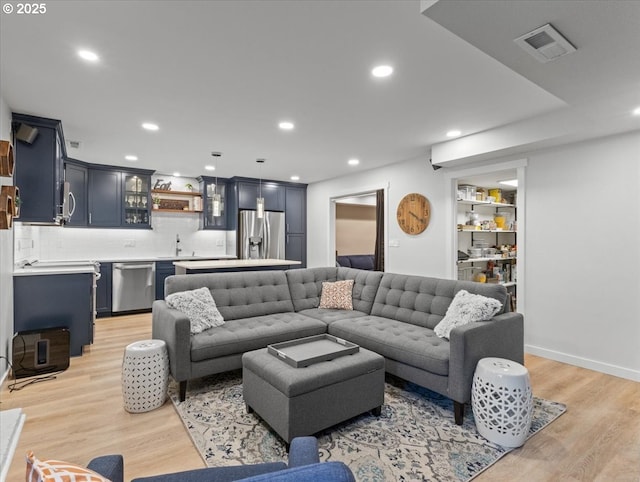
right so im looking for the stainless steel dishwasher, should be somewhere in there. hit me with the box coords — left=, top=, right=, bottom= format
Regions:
left=112, top=262, right=155, bottom=313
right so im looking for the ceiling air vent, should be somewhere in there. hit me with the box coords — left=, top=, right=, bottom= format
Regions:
left=514, top=23, right=576, bottom=63
left=68, top=140, right=81, bottom=149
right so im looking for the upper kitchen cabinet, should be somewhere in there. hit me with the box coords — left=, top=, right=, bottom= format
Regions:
left=88, top=166, right=153, bottom=228
left=123, top=172, right=151, bottom=226
left=12, top=114, right=65, bottom=224
left=237, top=180, right=285, bottom=212
left=198, top=176, right=229, bottom=230
left=64, top=159, right=88, bottom=226
left=88, top=167, right=121, bottom=227
left=285, top=186, right=306, bottom=234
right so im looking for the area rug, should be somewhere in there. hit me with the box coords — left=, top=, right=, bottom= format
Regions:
left=169, top=371, right=565, bottom=481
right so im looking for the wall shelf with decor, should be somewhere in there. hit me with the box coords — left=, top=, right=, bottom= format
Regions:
left=0, top=186, right=17, bottom=229
left=0, top=140, right=15, bottom=177
left=151, top=189, right=203, bottom=213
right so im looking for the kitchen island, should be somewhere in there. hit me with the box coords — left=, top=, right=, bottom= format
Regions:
left=173, top=258, right=302, bottom=275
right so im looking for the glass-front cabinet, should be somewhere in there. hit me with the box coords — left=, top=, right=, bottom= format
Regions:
left=123, top=173, right=150, bottom=227
left=199, top=176, right=228, bottom=229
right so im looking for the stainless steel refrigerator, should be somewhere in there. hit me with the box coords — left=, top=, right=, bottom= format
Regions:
left=238, top=210, right=286, bottom=260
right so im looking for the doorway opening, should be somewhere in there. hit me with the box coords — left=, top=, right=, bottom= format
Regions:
left=334, top=190, right=385, bottom=271
left=445, top=159, right=526, bottom=313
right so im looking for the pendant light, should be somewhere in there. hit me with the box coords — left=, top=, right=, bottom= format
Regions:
left=256, top=158, right=265, bottom=219
left=211, top=152, right=222, bottom=217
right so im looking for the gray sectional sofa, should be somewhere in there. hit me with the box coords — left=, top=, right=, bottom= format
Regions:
left=152, top=267, right=523, bottom=424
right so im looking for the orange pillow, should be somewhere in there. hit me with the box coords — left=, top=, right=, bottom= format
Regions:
left=26, top=450, right=111, bottom=482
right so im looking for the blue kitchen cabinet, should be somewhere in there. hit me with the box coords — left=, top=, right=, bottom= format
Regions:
left=12, top=114, right=65, bottom=224
left=88, top=167, right=152, bottom=228
left=198, top=176, right=229, bottom=230
left=96, top=262, right=112, bottom=317
left=237, top=180, right=285, bottom=212
left=122, top=172, right=151, bottom=227
left=285, top=186, right=307, bottom=267
left=285, top=233, right=306, bottom=268
left=88, top=168, right=121, bottom=227
left=64, top=159, right=88, bottom=226
left=155, top=261, right=175, bottom=300
left=14, top=273, right=94, bottom=356
left=285, top=186, right=306, bottom=234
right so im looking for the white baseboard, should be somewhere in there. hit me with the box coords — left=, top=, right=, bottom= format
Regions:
left=525, top=344, right=640, bottom=382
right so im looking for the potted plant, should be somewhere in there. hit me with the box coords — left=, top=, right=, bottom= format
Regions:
left=152, top=195, right=161, bottom=210
left=184, top=183, right=193, bottom=192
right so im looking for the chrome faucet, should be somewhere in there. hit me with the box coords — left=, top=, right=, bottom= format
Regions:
left=175, top=234, right=182, bottom=257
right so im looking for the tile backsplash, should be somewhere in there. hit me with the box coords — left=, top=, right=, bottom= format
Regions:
left=14, top=212, right=235, bottom=263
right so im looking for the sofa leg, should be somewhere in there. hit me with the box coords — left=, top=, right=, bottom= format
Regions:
left=179, top=380, right=187, bottom=402
left=454, top=401, right=464, bottom=425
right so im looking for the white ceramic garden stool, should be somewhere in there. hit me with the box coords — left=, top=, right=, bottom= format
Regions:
left=122, top=339, right=169, bottom=413
left=471, top=357, right=533, bottom=447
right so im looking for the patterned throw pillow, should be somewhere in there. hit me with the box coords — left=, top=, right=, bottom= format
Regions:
left=319, top=280, right=354, bottom=310
left=434, top=289, right=502, bottom=339
left=26, top=451, right=111, bottom=482
left=165, top=287, right=225, bottom=334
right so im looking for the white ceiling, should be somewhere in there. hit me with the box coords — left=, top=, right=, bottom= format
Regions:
left=1, top=1, right=638, bottom=183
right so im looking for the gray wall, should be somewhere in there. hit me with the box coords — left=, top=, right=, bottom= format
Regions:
left=307, top=131, right=640, bottom=382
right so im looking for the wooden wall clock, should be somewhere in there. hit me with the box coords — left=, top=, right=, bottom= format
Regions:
left=396, top=193, right=431, bottom=235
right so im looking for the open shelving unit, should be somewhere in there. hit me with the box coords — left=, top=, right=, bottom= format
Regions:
left=151, top=189, right=203, bottom=213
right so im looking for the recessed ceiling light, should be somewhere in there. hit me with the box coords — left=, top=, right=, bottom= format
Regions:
left=142, top=122, right=159, bottom=131
left=371, top=65, right=393, bottom=78
left=124, top=155, right=138, bottom=161
left=290, top=175, right=300, bottom=181
left=348, top=158, right=360, bottom=166
left=279, top=121, right=295, bottom=130
left=173, top=172, right=180, bottom=177
left=77, top=49, right=99, bottom=62
left=633, top=106, right=640, bottom=116
left=499, top=179, right=518, bottom=187
left=205, top=165, right=215, bottom=171
left=446, top=130, right=462, bottom=138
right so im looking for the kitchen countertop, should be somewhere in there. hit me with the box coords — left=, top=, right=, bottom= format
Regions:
left=173, top=258, right=302, bottom=274
left=13, top=255, right=238, bottom=276
left=13, top=266, right=99, bottom=276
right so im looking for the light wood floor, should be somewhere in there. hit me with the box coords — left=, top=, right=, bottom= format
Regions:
left=2, top=314, right=639, bottom=481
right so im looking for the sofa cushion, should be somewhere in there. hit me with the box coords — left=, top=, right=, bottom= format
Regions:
left=190, top=312, right=327, bottom=362
left=319, top=280, right=354, bottom=310
left=286, top=267, right=339, bottom=311
left=298, top=308, right=369, bottom=325
left=165, top=287, right=225, bottom=334
left=286, top=267, right=382, bottom=314
left=166, top=271, right=295, bottom=321
left=336, top=268, right=384, bottom=314
left=434, top=289, right=503, bottom=339
left=328, top=316, right=450, bottom=376
left=371, top=274, right=509, bottom=330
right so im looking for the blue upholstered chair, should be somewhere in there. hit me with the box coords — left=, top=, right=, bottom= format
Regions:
left=86, top=437, right=355, bottom=482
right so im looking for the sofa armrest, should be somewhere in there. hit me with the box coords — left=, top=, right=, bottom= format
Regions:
left=87, top=455, right=124, bottom=482
left=447, top=312, right=524, bottom=403
left=241, top=462, right=355, bottom=482
left=287, top=437, right=320, bottom=468
left=152, top=300, right=192, bottom=382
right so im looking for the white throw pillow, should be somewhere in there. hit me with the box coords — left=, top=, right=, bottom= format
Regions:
left=434, top=289, right=502, bottom=339
left=165, top=287, right=225, bottom=334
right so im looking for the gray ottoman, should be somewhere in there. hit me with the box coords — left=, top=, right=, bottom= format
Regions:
left=242, top=347, right=385, bottom=444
